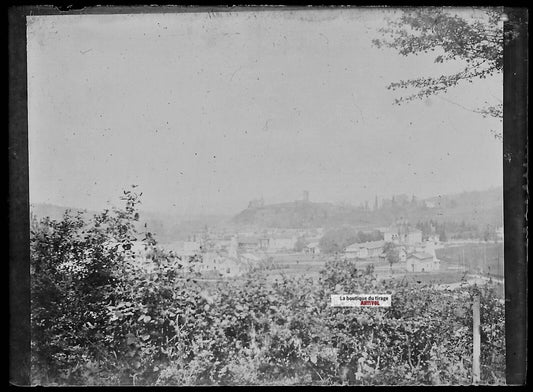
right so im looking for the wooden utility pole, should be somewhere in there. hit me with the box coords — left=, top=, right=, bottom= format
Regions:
left=483, top=245, right=487, bottom=275
left=472, top=292, right=481, bottom=384
left=496, top=245, right=500, bottom=278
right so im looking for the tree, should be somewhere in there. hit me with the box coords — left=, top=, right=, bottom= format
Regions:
left=294, top=236, right=307, bottom=252
left=438, top=226, right=447, bottom=242
left=355, top=230, right=384, bottom=243
left=482, top=224, right=496, bottom=242
left=383, top=242, right=399, bottom=271
left=30, top=187, right=145, bottom=383
left=372, top=8, right=506, bottom=138
left=319, top=227, right=358, bottom=254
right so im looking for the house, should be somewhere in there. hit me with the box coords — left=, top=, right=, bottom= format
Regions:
left=258, top=237, right=270, bottom=250
left=344, top=240, right=385, bottom=260
left=406, top=252, right=440, bottom=272
left=383, top=219, right=422, bottom=245
left=344, top=243, right=362, bottom=259
left=304, top=242, right=321, bottom=255
left=221, top=257, right=249, bottom=277
left=427, top=234, right=440, bottom=243
left=213, top=238, right=231, bottom=251
left=237, top=236, right=259, bottom=251
left=362, top=240, right=386, bottom=258
left=267, top=235, right=298, bottom=252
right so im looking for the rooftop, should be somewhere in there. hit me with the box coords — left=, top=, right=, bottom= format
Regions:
left=345, top=240, right=385, bottom=251
left=408, top=252, right=433, bottom=260
left=237, top=237, right=260, bottom=245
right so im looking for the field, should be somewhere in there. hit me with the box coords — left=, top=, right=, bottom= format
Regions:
left=259, top=248, right=504, bottom=298
left=262, top=253, right=325, bottom=281
left=436, top=242, right=504, bottom=278
left=261, top=251, right=474, bottom=281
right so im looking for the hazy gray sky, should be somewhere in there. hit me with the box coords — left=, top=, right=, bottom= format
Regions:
left=27, top=8, right=503, bottom=216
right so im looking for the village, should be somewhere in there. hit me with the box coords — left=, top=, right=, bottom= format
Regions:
left=121, top=214, right=504, bottom=286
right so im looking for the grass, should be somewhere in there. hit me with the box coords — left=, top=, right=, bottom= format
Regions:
left=256, top=248, right=504, bottom=292
left=436, top=242, right=504, bottom=278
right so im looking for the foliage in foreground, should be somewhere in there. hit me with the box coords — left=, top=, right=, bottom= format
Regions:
left=30, top=191, right=505, bottom=385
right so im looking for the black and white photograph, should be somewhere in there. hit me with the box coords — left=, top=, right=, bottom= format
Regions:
left=12, top=6, right=526, bottom=386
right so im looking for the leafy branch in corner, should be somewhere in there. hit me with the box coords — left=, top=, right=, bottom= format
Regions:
left=372, top=7, right=507, bottom=133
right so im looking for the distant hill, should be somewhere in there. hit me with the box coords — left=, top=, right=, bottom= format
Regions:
left=30, top=203, right=231, bottom=243
left=138, top=212, right=231, bottom=243
left=30, top=203, right=96, bottom=221
left=420, top=187, right=503, bottom=229
left=29, top=187, right=503, bottom=239
left=231, top=187, right=503, bottom=229
left=232, top=200, right=377, bottom=229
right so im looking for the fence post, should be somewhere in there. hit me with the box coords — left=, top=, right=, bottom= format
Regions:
left=472, top=292, right=481, bottom=384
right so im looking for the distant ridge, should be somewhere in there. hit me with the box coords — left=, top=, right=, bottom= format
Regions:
left=30, top=203, right=96, bottom=221
left=232, top=200, right=371, bottom=229
left=30, top=187, right=502, bottom=237
left=30, top=203, right=231, bottom=243
left=231, top=187, right=503, bottom=229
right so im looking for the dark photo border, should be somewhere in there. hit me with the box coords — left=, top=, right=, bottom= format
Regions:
left=8, top=5, right=528, bottom=386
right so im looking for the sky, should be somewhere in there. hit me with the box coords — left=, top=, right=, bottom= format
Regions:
left=27, top=8, right=503, bottom=216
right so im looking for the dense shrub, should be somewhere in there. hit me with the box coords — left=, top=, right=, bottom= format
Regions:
left=30, top=191, right=505, bottom=385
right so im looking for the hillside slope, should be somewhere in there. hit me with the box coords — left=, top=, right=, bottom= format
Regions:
left=231, top=187, right=503, bottom=229
left=232, top=201, right=370, bottom=229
